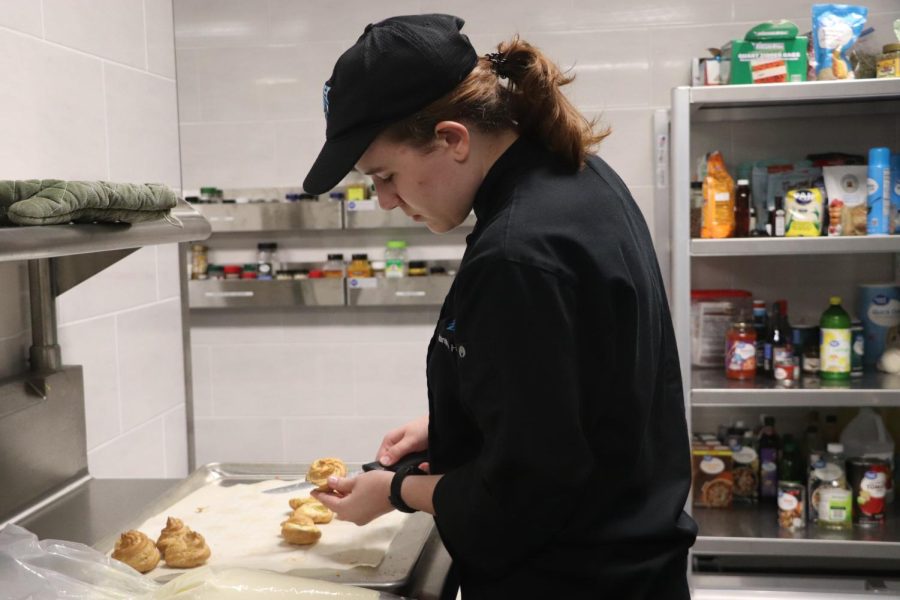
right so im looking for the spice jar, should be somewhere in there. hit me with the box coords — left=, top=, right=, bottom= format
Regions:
left=725, top=322, right=756, bottom=380
left=408, top=261, right=428, bottom=277
left=257, top=242, right=278, bottom=280
left=384, top=240, right=408, bottom=278
left=323, top=254, right=345, bottom=278
left=207, top=265, right=225, bottom=280
left=241, top=264, right=258, bottom=279
left=347, top=253, right=373, bottom=278
left=877, top=43, right=900, bottom=78
left=223, top=265, right=242, bottom=280
left=191, top=244, right=208, bottom=280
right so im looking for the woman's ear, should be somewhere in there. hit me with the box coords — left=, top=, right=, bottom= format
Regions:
left=433, top=121, right=470, bottom=162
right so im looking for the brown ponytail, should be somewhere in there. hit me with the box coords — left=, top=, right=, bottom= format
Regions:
left=384, top=36, right=609, bottom=170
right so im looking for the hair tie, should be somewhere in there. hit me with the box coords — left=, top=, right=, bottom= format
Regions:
left=485, top=52, right=510, bottom=79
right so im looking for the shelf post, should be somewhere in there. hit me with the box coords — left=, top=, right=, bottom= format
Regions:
left=27, top=258, right=62, bottom=374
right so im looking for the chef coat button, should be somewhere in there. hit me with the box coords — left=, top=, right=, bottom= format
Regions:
left=458, top=345, right=466, bottom=358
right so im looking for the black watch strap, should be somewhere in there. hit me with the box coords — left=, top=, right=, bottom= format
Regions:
left=389, top=464, right=425, bottom=513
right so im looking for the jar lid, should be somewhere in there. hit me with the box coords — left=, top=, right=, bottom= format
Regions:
left=308, top=269, right=324, bottom=278
left=884, top=43, right=900, bottom=52
left=207, top=265, right=224, bottom=272
left=737, top=179, right=749, bottom=185
left=223, top=265, right=242, bottom=273
left=351, top=253, right=369, bottom=260
left=200, top=187, right=218, bottom=194
left=409, top=260, right=427, bottom=268
left=191, top=243, right=207, bottom=251
left=258, top=242, right=277, bottom=250
left=327, top=253, right=344, bottom=260
left=690, top=181, right=702, bottom=189
left=242, top=263, right=258, bottom=271
left=386, top=240, right=407, bottom=249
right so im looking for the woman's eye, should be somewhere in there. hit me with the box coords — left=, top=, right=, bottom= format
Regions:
left=378, top=173, right=393, bottom=183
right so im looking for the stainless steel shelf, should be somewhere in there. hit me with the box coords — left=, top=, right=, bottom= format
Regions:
left=692, top=369, right=900, bottom=407
left=345, top=201, right=476, bottom=230
left=691, top=236, right=900, bottom=257
left=346, top=275, right=452, bottom=307
left=693, top=502, right=900, bottom=560
left=188, top=278, right=345, bottom=308
left=0, top=199, right=211, bottom=263
left=194, top=201, right=342, bottom=232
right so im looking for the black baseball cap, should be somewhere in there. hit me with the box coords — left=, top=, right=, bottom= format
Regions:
left=302, top=14, right=478, bottom=195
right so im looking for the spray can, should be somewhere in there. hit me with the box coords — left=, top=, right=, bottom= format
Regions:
left=892, top=153, right=900, bottom=234
left=867, top=147, right=891, bottom=235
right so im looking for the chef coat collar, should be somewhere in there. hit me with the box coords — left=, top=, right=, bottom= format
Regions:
left=471, top=135, right=539, bottom=226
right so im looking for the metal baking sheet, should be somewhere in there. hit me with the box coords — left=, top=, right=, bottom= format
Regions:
left=93, top=463, right=434, bottom=592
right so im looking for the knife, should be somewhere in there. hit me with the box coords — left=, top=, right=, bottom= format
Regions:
left=262, top=450, right=429, bottom=495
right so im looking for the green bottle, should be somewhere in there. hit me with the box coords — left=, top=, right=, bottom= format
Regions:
left=819, top=296, right=851, bottom=380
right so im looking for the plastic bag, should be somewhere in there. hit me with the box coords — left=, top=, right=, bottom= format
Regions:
left=700, top=151, right=735, bottom=239
left=152, top=567, right=385, bottom=599
left=812, top=4, right=868, bottom=80
left=0, top=523, right=159, bottom=599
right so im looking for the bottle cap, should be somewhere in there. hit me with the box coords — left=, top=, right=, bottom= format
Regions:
left=258, top=242, right=277, bottom=250
left=351, top=253, right=369, bottom=260
left=386, top=240, right=407, bottom=249
left=737, top=179, right=749, bottom=185
left=327, top=253, right=344, bottom=260
left=830, top=296, right=842, bottom=305
left=827, top=443, right=843, bottom=454
left=734, top=420, right=745, bottom=428
left=690, top=181, right=702, bottom=189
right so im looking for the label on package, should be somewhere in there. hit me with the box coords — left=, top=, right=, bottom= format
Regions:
left=820, top=328, right=851, bottom=374
left=760, top=448, right=778, bottom=498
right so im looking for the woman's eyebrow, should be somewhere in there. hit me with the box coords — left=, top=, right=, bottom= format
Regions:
left=361, top=166, right=384, bottom=175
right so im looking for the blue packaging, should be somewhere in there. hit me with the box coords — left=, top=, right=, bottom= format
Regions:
left=892, top=154, right=900, bottom=234
left=867, top=147, right=891, bottom=235
left=858, top=284, right=900, bottom=366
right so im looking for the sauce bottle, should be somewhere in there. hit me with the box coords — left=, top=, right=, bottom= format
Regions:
left=819, top=296, right=851, bottom=381
left=759, top=416, right=781, bottom=501
left=347, top=253, right=373, bottom=278
left=734, top=179, right=751, bottom=237
left=725, top=322, right=756, bottom=380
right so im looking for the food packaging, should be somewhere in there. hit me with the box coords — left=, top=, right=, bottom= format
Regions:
left=701, top=151, right=735, bottom=238
left=692, top=445, right=734, bottom=508
left=823, top=165, right=867, bottom=236
left=784, top=187, right=825, bottom=237
left=867, top=147, right=892, bottom=235
left=729, top=21, right=808, bottom=84
left=858, top=283, right=900, bottom=367
left=691, top=289, right=752, bottom=367
left=813, top=4, right=868, bottom=80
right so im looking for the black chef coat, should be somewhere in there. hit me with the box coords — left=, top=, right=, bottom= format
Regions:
left=426, top=136, right=697, bottom=599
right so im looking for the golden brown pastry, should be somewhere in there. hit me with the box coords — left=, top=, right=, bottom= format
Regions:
left=163, top=530, right=211, bottom=568
left=281, top=513, right=322, bottom=545
left=156, top=516, right=190, bottom=554
left=289, top=496, right=317, bottom=510
left=112, top=530, right=161, bottom=574
left=292, top=499, right=334, bottom=524
left=306, top=457, right=347, bottom=491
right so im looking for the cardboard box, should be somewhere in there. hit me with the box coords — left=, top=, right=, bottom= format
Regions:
left=729, top=21, right=807, bottom=84
left=691, top=445, right=734, bottom=508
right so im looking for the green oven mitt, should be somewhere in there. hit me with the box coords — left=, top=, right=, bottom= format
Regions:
left=0, top=179, right=177, bottom=226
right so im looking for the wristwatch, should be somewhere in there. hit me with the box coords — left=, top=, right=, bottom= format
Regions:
left=388, top=464, right=425, bottom=513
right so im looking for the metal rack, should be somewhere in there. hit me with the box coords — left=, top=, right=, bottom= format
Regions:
left=670, top=79, right=900, bottom=567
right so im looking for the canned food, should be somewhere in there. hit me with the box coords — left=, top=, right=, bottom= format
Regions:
left=848, top=458, right=890, bottom=526
left=818, top=487, right=852, bottom=529
left=778, top=481, right=805, bottom=530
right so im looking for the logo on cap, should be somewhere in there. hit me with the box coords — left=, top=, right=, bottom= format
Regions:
left=322, top=83, right=331, bottom=118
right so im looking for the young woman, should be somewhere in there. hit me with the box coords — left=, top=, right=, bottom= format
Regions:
left=307, top=14, right=696, bottom=599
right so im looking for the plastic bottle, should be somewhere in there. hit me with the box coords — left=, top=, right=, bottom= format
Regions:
left=752, top=300, right=768, bottom=374
left=817, top=443, right=852, bottom=530
left=323, top=253, right=345, bottom=278
left=347, top=253, right=373, bottom=278
left=840, top=407, right=895, bottom=503
left=819, top=296, right=852, bottom=380
left=758, top=416, right=781, bottom=501
left=384, top=240, right=408, bottom=278
left=867, top=147, right=892, bottom=235
left=256, top=243, right=278, bottom=280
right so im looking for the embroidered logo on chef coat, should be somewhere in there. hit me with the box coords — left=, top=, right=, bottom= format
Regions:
left=322, top=83, right=331, bottom=117
left=436, top=333, right=465, bottom=358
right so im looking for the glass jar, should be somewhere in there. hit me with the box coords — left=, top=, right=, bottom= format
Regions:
left=223, top=265, right=242, bottom=280
left=241, top=264, right=258, bottom=279
left=725, top=321, right=756, bottom=380
left=408, top=260, right=428, bottom=277
left=371, top=260, right=386, bottom=278
left=385, top=240, right=408, bottom=278
left=877, top=43, right=900, bottom=78
left=190, top=244, right=208, bottom=280
left=207, top=265, right=225, bottom=280
left=323, top=253, right=345, bottom=278
left=257, top=242, right=278, bottom=280
left=347, top=253, right=373, bottom=278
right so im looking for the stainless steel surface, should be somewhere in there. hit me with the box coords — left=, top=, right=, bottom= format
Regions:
left=196, top=201, right=343, bottom=232
left=189, top=278, right=345, bottom=308
left=692, top=369, right=900, bottom=407
left=691, top=236, right=900, bottom=256
left=345, top=202, right=476, bottom=230
left=87, top=463, right=434, bottom=592
left=346, top=276, right=453, bottom=307
left=0, top=198, right=211, bottom=263
left=27, top=259, right=61, bottom=373
left=693, top=502, right=900, bottom=560
left=52, top=248, right=137, bottom=295
left=402, top=527, right=455, bottom=600
left=691, top=573, right=900, bottom=599
left=178, top=242, right=197, bottom=472
left=0, top=367, right=88, bottom=523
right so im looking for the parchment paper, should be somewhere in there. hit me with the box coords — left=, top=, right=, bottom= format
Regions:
left=127, top=479, right=410, bottom=578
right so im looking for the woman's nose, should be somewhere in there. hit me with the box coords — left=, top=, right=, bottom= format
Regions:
left=375, top=182, right=399, bottom=210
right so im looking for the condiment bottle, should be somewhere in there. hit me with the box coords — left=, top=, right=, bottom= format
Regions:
left=751, top=299, right=768, bottom=374
left=223, top=265, right=242, bottom=280
left=817, top=443, right=852, bottom=530
left=725, top=321, right=756, bottom=380
left=257, top=242, right=278, bottom=280
left=347, top=253, right=373, bottom=278
left=408, top=260, right=428, bottom=277
left=758, top=416, right=781, bottom=501
left=734, top=179, right=751, bottom=238
left=241, top=264, right=258, bottom=279
left=384, top=240, right=408, bottom=278
left=819, top=296, right=851, bottom=381
left=323, top=254, right=345, bottom=278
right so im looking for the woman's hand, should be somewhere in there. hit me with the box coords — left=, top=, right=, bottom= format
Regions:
left=377, top=415, right=429, bottom=469
left=311, top=470, right=393, bottom=526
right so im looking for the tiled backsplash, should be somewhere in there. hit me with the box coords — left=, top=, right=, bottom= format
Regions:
left=177, top=0, right=900, bottom=465
left=0, top=1, right=186, bottom=478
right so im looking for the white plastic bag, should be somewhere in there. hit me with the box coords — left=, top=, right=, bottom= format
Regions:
left=151, top=567, right=384, bottom=599
left=0, top=523, right=159, bottom=599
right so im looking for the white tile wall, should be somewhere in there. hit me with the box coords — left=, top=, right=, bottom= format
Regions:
left=0, top=0, right=187, bottom=479
left=176, top=1, right=900, bottom=464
